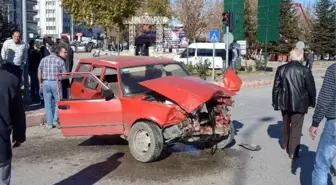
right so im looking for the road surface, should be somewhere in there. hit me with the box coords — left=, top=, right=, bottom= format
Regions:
left=12, top=76, right=334, bottom=185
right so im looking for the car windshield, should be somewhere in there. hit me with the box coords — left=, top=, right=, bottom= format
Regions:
left=120, top=62, right=190, bottom=96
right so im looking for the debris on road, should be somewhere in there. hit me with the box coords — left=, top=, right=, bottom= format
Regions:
left=238, top=144, right=262, bottom=151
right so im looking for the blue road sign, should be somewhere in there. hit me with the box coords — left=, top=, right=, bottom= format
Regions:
left=209, top=29, right=220, bottom=43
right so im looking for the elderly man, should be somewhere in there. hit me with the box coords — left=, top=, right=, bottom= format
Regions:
left=38, top=44, right=67, bottom=129
left=272, top=49, right=316, bottom=159
left=1, top=31, right=27, bottom=85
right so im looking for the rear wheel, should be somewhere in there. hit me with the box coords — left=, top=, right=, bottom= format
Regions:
left=128, top=121, right=163, bottom=163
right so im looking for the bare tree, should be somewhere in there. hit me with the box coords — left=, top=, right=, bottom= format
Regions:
left=205, top=0, right=223, bottom=34
left=172, top=0, right=209, bottom=42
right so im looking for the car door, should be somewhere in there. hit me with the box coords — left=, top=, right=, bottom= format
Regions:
left=57, top=72, right=123, bottom=136
left=70, top=63, right=91, bottom=99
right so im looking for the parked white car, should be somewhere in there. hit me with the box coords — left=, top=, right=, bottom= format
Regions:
left=174, top=43, right=227, bottom=69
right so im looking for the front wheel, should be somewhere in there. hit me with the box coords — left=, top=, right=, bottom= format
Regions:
left=212, top=122, right=236, bottom=149
left=128, top=121, right=164, bottom=163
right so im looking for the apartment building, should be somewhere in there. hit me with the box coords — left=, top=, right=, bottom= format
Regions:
left=7, top=0, right=39, bottom=37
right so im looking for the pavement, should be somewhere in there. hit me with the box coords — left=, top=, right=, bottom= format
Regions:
left=13, top=76, right=335, bottom=185
left=24, top=52, right=335, bottom=127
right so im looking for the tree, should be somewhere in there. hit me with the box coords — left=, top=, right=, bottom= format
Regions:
left=61, top=0, right=141, bottom=30
left=269, top=0, right=301, bottom=54
left=0, top=1, right=18, bottom=42
left=204, top=0, right=223, bottom=33
left=172, top=0, right=208, bottom=42
left=244, top=0, right=259, bottom=58
left=146, top=0, right=172, bottom=17
left=310, top=0, right=336, bottom=57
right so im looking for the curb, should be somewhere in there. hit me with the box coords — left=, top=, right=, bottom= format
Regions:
left=26, top=112, right=45, bottom=127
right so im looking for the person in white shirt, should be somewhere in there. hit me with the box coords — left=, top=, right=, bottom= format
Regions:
left=0, top=31, right=27, bottom=85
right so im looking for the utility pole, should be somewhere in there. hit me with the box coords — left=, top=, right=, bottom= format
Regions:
left=6, top=3, right=11, bottom=22
left=22, top=0, right=29, bottom=102
left=71, top=15, right=74, bottom=41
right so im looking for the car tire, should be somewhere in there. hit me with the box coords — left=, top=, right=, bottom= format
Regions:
left=128, top=121, right=164, bottom=163
left=212, top=122, right=236, bottom=149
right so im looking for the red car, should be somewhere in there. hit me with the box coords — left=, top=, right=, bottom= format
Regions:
left=57, top=56, right=241, bottom=162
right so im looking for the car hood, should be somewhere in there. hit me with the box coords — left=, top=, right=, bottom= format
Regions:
left=139, top=76, right=235, bottom=113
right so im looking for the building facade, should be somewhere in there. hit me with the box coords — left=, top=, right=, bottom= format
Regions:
left=7, top=0, right=39, bottom=38
left=7, top=0, right=103, bottom=39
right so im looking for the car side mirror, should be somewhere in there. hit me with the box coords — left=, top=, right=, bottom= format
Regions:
left=102, top=89, right=114, bottom=101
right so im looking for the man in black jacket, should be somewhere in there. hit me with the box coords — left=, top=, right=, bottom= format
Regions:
left=0, top=64, right=26, bottom=185
left=60, top=36, right=74, bottom=99
left=272, top=49, right=316, bottom=159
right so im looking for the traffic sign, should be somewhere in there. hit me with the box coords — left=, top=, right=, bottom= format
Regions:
left=223, top=32, right=234, bottom=45
left=257, top=0, right=280, bottom=42
left=209, top=29, right=220, bottom=43
left=223, top=0, right=244, bottom=40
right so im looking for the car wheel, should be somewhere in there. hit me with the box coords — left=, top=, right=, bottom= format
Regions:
left=211, top=122, right=236, bottom=149
left=128, top=121, right=163, bottom=163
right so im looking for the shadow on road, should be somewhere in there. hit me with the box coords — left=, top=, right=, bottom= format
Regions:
left=267, top=120, right=282, bottom=147
left=54, top=152, right=124, bottom=185
left=291, top=145, right=334, bottom=185
left=78, top=135, right=128, bottom=146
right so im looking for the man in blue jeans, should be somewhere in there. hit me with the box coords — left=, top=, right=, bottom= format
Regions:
left=310, top=63, right=336, bottom=185
left=38, top=44, right=67, bottom=129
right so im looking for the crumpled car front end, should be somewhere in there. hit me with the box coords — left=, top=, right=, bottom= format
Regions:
left=162, top=92, right=234, bottom=144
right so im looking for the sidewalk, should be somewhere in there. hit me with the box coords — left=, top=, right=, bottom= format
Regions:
left=25, top=64, right=331, bottom=128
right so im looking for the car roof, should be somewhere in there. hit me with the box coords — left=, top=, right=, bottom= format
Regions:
left=78, top=56, right=176, bottom=68
left=188, top=43, right=226, bottom=49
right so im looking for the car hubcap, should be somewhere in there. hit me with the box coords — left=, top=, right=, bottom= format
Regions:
left=133, top=130, right=151, bottom=154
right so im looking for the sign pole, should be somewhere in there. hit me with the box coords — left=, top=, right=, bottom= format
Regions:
left=212, top=40, right=215, bottom=80
left=225, top=25, right=229, bottom=72
left=264, top=40, right=268, bottom=71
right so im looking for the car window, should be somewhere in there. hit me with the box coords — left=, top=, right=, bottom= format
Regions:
left=163, top=63, right=189, bottom=76
left=83, top=67, right=103, bottom=90
left=197, top=49, right=212, bottom=57
left=120, top=63, right=189, bottom=96
left=73, top=63, right=91, bottom=83
left=103, top=67, right=120, bottom=97
left=181, top=48, right=195, bottom=58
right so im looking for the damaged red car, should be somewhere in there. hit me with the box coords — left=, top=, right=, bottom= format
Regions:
left=56, top=56, right=241, bottom=163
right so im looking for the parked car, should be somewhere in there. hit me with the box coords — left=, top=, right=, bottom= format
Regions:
left=56, top=56, right=241, bottom=162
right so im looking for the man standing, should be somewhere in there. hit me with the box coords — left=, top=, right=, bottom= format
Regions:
left=0, top=62, right=26, bottom=185
left=38, top=44, right=67, bottom=129
left=28, top=39, right=42, bottom=102
left=306, top=50, right=314, bottom=70
left=60, top=36, right=74, bottom=72
left=60, top=36, right=74, bottom=99
left=310, top=63, right=336, bottom=185
left=1, top=31, right=27, bottom=85
left=272, top=49, right=316, bottom=159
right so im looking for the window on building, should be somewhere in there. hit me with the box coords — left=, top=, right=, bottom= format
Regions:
left=46, top=18, right=55, bottom=22
left=46, top=9, right=55, bottom=14
left=46, top=1, right=55, bottom=5
left=46, top=26, right=56, bottom=30
left=27, top=15, right=34, bottom=21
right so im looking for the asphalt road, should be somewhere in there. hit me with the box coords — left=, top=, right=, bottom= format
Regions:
left=12, top=76, right=334, bottom=185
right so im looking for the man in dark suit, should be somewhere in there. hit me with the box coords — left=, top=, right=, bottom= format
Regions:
left=0, top=60, right=26, bottom=185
